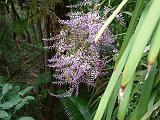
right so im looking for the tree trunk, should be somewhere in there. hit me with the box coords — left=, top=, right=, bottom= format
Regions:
left=35, top=18, right=48, bottom=71
left=10, top=0, right=24, bottom=65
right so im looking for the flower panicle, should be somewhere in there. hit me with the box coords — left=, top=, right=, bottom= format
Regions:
left=44, top=4, right=125, bottom=97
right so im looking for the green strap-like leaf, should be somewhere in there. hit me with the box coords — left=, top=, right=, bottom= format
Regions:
left=93, top=34, right=135, bottom=120
left=116, top=0, right=144, bottom=64
left=93, top=1, right=150, bottom=118
left=121, top=0, right=160, bottom=87
left=131, top=63, right=157, bottom=120
left=105, top=78, right=120, bottom=120
left=141, top=99, right=160, bottom=120
left=118, top=73, right=134, bottom=120
left=94, top=0, right=128, bottom=43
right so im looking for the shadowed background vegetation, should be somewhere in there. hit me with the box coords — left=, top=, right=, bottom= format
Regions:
left=0, top=0, right=160, bottom=120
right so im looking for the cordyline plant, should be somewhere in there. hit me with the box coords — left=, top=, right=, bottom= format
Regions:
left=43, top=1, right=125, bottom=97
left=93, top=0, right=160, bottom=120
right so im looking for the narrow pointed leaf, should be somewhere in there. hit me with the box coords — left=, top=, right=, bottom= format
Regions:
left=116, top=0, right=145, bottom=63
left=94, top=0, right=128, bottom=43
left=147, top=21, right=160, bottom=65
left=118, top=73, right=134, bottom=120
left=131, top=63, right=157, bottom=120
left=141, top=99, right=160, bottom=120
left=121, top=0, right=160, bottom=87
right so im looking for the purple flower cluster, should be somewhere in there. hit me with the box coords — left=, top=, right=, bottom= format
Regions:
left=62, top=11, right=113, bottom=45
left=43, top=5, right=124, bottom=97
left=66, top=0, right=92, bottom=8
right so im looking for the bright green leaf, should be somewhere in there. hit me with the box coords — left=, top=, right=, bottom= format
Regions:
left=2, top=113, right=11, bottom=120
left=18, top=117, right=35, bottom=120
left=0, top=102, right=14, bottom=110
left=18, top=87, right=33, bottom=96
left=10, top=95, right=22, bottom=105
left=25, top=96, right=35, bottom=101
left=15, top=99, right=28, bottom=111
left=2, top=83, right=12, bottom=96
left=0, top=110, right=8, bottom=118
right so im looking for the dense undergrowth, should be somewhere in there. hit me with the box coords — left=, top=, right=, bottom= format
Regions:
left=0, top=0, right=160, bottom=120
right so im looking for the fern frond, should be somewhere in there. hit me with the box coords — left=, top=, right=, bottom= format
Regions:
left=60, top=96, right=91, bottom=120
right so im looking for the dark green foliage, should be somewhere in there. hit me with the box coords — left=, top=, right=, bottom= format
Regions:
left=0, top=76, right=34, bottom=120
left=60, top=96, right=91, bottom=120
left=33, top=72, right=51, bottom=88
left=18, top=117, right=35, bottom=120
left=0, top=15, right=19, bottom=74
left=1, top=0, right=160, bottom=120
